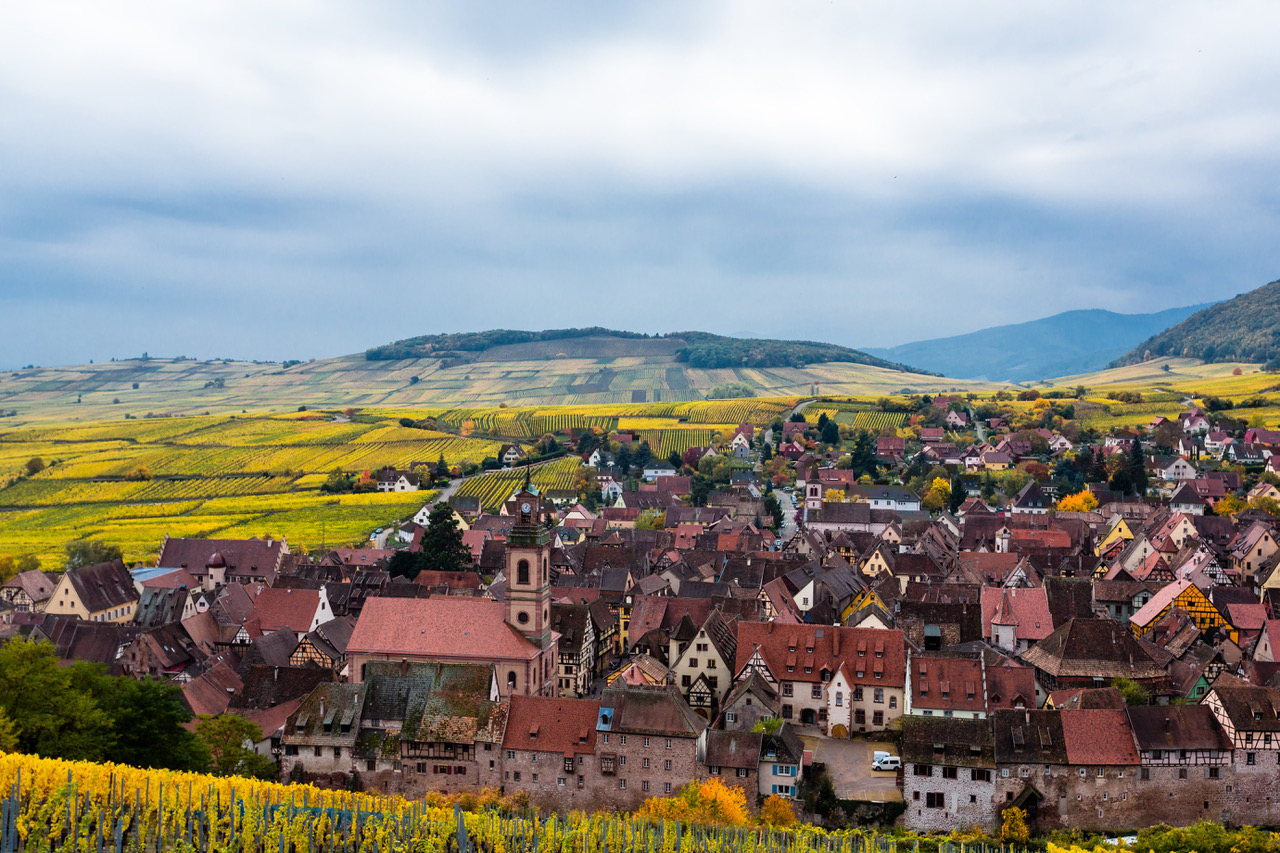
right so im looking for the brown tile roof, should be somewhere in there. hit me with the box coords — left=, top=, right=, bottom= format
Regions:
left=251, top=587, right=323, bottom=634
left=600, top=685, right=707, bottom=737
left=157, top=536, right=285, bottom=579
left=64, top=560, right=139, bottom=614
left=735, top=623, right=907, bottom=688
left=1060, top=709, right=1140, bottom=765
left=1127, top=705, right=1230, bottom=752
left=902, top=716, right=994, bottom=768
left=699, top=729, right=761, bottom=769
left=503, top=695, right=599, bottom=756
left=1021, top=618, right=1167, bottom=681
left=912, top=655, right=985, bottom=712
left=348, top=597, right=542, bottom=662
left=980, top=586, right=1053, bottom=642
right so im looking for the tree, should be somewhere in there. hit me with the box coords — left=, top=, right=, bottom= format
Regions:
left=760, top=795, right=797, bottom=827
left=0, top=637, right=113, bottom=761
left=816, top=412, right=829, bottom=430
left=0, top=710, right=16, bottom=752
left=435, top=454, right=450, bottom=480
left=762, top=494, right=782, bottom=530
left=789, top=411, right=807, bottom=423
left=1056, top=489, right=1099, bottom=513
left=64, top=539, right=123, bottom=569
left=632, top=441, right=652, bottom=471
left=194, top=714, right=277, bottom=778
left=999, top=806, right=1030, bottom=843
left=820, top=419, right=840, bottom=446
left=25, top=457, right=45, bottom=476
left=1112, top=676, right=1150, bottom=706
left=1128, top=437, right=1149, bottom=496
left=750, top=717, right=783, bottom=734
left=689, top=474, right=712, bottom=507
left=667, top=450, right=683, bottom=470
left=948, top=475, right=966, bottom=514
left=83, top=668, right=209, bottom=771
left=638, top=778, right=749, bottom=826
left=636, top=510, right=666, bottom=530
left=760, top=442, right=773, bottom=462
left=1215, top=493, right=1246, bottom=515
left=848, top=430, right=878, bottom=479
left=387, top=549, right=420, bottom=581
left=419, top=502, right=473, bottom=574
left=615, top=443, right=633, bottom=473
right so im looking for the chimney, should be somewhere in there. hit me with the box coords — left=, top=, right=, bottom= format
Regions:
left=1164, top=718, right=1171, bottom=733
left=319, top=698, right=326, bottom=718
left=401, top=658, right=408, bottom=676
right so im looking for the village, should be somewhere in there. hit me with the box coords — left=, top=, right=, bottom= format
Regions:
left=7, top=395, right=1280, bottom=835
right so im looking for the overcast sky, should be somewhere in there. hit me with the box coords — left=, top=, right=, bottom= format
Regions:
left=2, top=1, right=1279, bottom=367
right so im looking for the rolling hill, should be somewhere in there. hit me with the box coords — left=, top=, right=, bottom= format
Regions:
left=1113, top=279, right=1280, bottom=367
left=0, top=331, right=999, bottom=425
left=863, top=304, right=1210, bottom=382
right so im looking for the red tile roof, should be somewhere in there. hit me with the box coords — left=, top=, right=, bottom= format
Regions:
left=1060, top=709, right=1140, bottom=765
left=349, top=596, right=542, bottom=661
left=251, top=587, right=322, bottom=634
left=980, top=587, right=1053, bottom=642
left=503, top=695, right=600, bottom=756
left=735, top=623, right=906, bottom=688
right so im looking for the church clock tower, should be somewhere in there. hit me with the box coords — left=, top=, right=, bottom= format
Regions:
left=505, top=482, right=554, bottom=653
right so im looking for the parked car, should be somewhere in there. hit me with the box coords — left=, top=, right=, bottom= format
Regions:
left=871, top=755, right=901, bottom=771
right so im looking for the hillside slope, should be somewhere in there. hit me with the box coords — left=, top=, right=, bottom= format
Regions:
left=864, top=304, right=1208, bottom=381
left=1113, top=280, right=1280, bottom=367
left=0, top=347, right=999, bottom=426
left=367, top=328, right=930, bottom=373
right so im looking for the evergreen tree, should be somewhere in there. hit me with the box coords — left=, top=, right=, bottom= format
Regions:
left=667, top=450, right=683, bottom=470
left=419, top=502, right=472, bottom=574
left=1128, top=438, right=1148, bottom=496
left=820, top=419, right=840, bottom=446
left=848, top=430, right=879, bottom=479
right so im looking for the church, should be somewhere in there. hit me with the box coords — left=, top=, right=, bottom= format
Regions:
left=346, top=486, right=559, bottom=697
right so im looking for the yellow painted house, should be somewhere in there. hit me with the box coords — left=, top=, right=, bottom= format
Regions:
left=1129, top=578, right=1237, bottom=644
left=1095, top=516, right=1134, bottom=558
left=44, top=560, right=139, bottom=624
left=841, top=586, right=889, bottom=624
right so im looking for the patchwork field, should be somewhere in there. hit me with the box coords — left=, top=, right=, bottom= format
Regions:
left=0, top=411, right=513, bottom=566
left=0, top=347, right=1002, bottom=426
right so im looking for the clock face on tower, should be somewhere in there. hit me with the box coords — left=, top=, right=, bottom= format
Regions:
left=521, top=502, right=531, bottom=513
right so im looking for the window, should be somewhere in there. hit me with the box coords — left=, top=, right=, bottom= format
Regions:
left=620, top=735, right=627, bottom=745
left=970, top=769, right=991, bottom=782
left=333, top=748, right=341, bottom=758
left=782, top=683, right=793, bottom=697
left=942, top=766, right=958, bottom=780
left=314, top=746, right=322, bottom=757
left=725, top=713, right=737, bottom=723
left=1208, top=767, right=1220, bottom=779
left=664, top=782, right=672, bottom=794
left=925, top=792, right=944, bottom=809
left=532, top=774, right=538, bottom=782
left=602, top=734, right=609, bottom=744
left=835, top=692, right=843, bottom=707
left=506, top=750, right=515, bottom=760
left=811, top=685, right=822, bottom=699
left=366, top=760, right=376, bottom=771
left=619, top=779, right=626, bottom=789
left=913, top=764, right=932, bottom=777
left=852, top=687, right=863, bottom=701
left=1179, top=768, right=1188, bottom=780
left=664, top=760, right=672, bottom=771
left=1140, top=768, right=1150, bottom=780
left=642, top=781, right=649, bottom=792
left=665, top=738, right=672, bottom=749
left=854, top=709, right=865, bottom=725
left=708, top=659, right=716, bottom=669
left=873, top=688, right=884, bottom=704
left=564, top=758, right=574, bottom=773
left=643, top=737, right=650, bottom=747
left=513, top=772, right=521, bottom=782
left=873, top=711, right=883, bottom=726
left=1247, top=752, right=1257, bottom=766
left=619, top=756, right=627, bottom=767
left=737, top=768, right=748, bottom=778
left=889, top=696, right=897, bottom=710
left=682, top=675, right=692, bottom=687
left=558, top=778, right=566, bottom=787
left=517, top=560, right=529, bottom=585
left=643, top=758, right=650, bottom=769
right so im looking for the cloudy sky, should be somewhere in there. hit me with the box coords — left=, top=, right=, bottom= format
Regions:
left=2, top=1, right=1279, bottom=367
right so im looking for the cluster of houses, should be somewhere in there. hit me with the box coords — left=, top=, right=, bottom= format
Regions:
left=9, top=403, right=1280, bottom=831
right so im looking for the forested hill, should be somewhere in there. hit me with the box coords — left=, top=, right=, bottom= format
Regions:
left=366, top=328, right=932, bottom=373
left=863, top=304, right=1209, bottom=382
left=1112, top=279, right=1280, bottom=367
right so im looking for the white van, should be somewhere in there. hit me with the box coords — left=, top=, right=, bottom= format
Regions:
left=872, top=750, right=891, bottom=763
left=871, top=755, right=901, bottom=771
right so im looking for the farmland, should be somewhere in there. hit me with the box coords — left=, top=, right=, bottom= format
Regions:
left=0, top=410, right=508, bottom=566
left=452, top=457, right=582, bottom=512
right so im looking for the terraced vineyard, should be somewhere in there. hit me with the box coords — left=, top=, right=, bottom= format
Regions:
left=0, top=411, right=502, bottom=566
left=451, top=457, right=582, bottom=512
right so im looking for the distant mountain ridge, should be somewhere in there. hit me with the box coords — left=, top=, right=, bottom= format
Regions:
left=367, top=327, right=933, bottom=374
left=864, top=304, right=1211, bottom=382
left=1112, top=280, right=1280, bottom=367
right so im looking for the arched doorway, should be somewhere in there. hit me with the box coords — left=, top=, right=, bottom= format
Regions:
left=831, top=724, right=849, bottom=738
left=800, top=708, right=817, bottom=725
